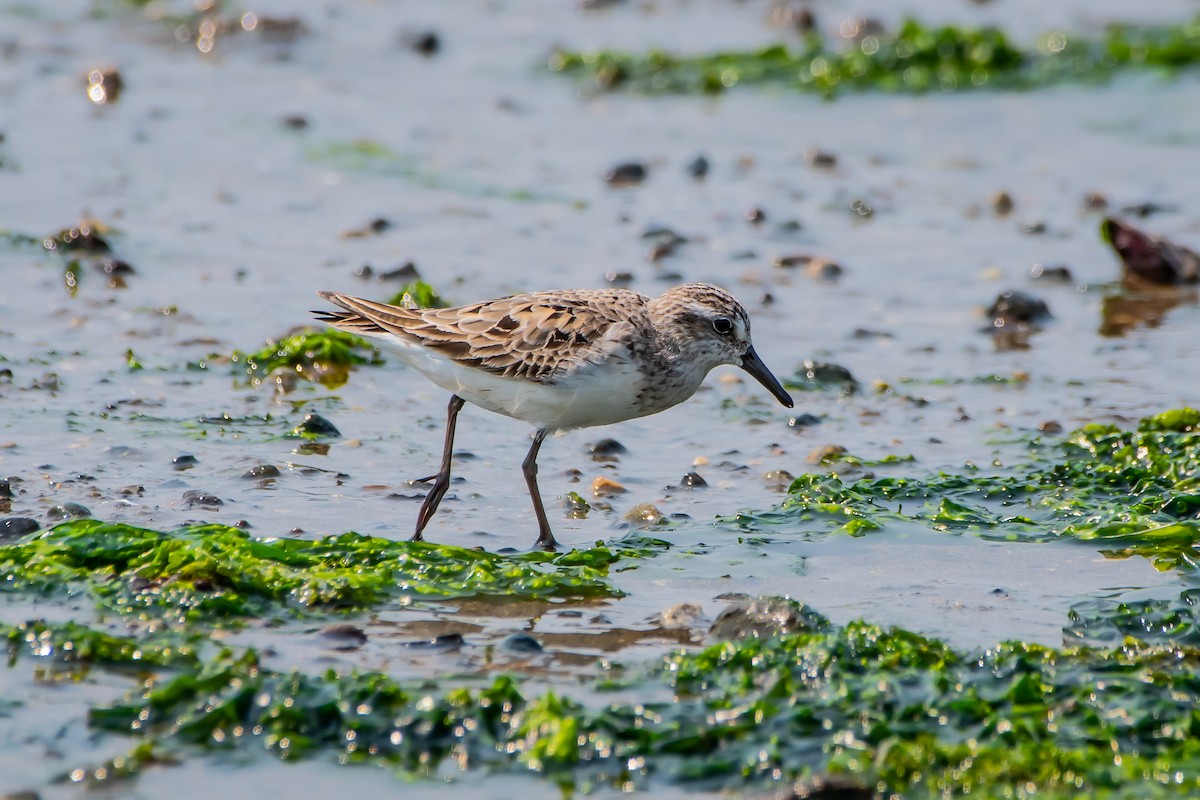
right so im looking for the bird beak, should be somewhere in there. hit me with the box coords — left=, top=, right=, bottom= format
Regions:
left=739, top=346, right=794, bottom=408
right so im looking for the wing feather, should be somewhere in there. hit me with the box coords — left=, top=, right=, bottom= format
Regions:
left=314, top=289, right=648, bottom=382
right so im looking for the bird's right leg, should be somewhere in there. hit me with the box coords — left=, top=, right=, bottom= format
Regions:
left=412, top=394, right=466, bottom=541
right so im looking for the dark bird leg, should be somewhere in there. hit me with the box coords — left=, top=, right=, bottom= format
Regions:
left=413, top=394, right=466, bottom=542
left=522, top=428, right=559, bottom=552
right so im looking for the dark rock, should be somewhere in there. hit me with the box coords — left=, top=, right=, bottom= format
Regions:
left=1120, top=202, right=1175, bottom=219
left=805, top=148, right=837, bottom=169
left=94, top=258, right=135, bottom=276
left=686, top=154, right=709, bottom=179
left=789, top=773, right=874, bottom=799
left=1030, top=264, right=1073, bottom=283
left=679, top=471, right=707, bottom=489
left=281, top=114, right=309, bottom=130
left=789, top=360, right=859, bottom=395
left=319, top=623, right=368, bottom=650
left=745, top=207, right=767, bottom=225
left=293, top=413, right=341, bottom=438
left=1102, top=217, right=1200, bottom=285
left=46, top=503, right=91, bottom=521
left=0, top=518, right=39, bottom=540
left=401, top=29, right=440, bottom=56
left=788, top=413, right=822, bottom=429
left=588, top=438, right=627, bottom=458
left=398, top=633, right=464, bottom=651
left=501, top=633, right=543, bottom=653
left=0, top=479, right=9, bottom=499
left=172, top=454, right=199, bottom=471
left=710, top=597, right=831, bottom=642
left=602, top=162, right=647, bottom=187
left=378, top=261, right=419, bottom=281
left=986, top=291, right=1051, bottom=324
left=243, top=464, right=281, bottom=479
left=182, top=490, right=222, bottom=508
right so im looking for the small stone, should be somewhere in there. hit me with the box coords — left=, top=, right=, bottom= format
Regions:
left=319, top=623, right=368, bottom=649
left=987, top=290, right=1051, bottom=324
left=292, top=413, right=341, bottom=438
left=117, top=484, right=144, bottom=496
left=1082, top=192, right=1108, bottom=212
left=281, top=114, right=309, bottom=130
left=623, top=503, right=666, bottom=526
left=0, top=479, right=10, bottom=499
left=46, top=503, right=90, bottom=521
left=745, top=207, right=767, bottom=225
left=763, top=470, right=795, bottom=491
left=0, top=518, right=39, bottom=540
left=710, top=597, right=830, bottom=641
left=790, top=774, right=873, bottom=800
left=400, top=29, right=440, bottom=56
left=658, top=603, right=708, bottom=628
left=1020, top=221, right=1047, bottom=235
left=172, top=454, right=199, bottom=471
left=1030, top=264, right=1073, bottom=283
left=788, top=414, right=822, bottom=429
left=378, top=261, right=419, bottom=281
left=686, top=154, right=709, bottom=179
left=602, top=162, right=647, bottom=187
left=992, top=191, right=1014, bottom=216
left=182, top=490, right=222, bottom=508
left=806, top=445, right=847, bottom=465
left=84, top=66, right=123, bottom=105
left=1038, top=421, right=1063, bottom=435
left=592, top=476, right=626, bottom=497
left=679, top=471, right=707, bottom=489
left=805, top=148, right=837, bottom=168
left=398, top=633, right=464, bottom=651
left=243, top=464, right=282, bottom=479
left=502, top=633, right=543, bottom=653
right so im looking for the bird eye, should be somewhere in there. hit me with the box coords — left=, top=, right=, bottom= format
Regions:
left=712, top=317, right=734, bottom=335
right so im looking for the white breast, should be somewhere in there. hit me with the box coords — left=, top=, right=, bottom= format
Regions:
left=377, top=338, right=657, bottom=431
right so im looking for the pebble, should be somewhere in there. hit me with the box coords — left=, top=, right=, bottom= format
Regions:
left=679, top=471, right=707, bottom=489
left=623, top=503, right=666, bottom=526
left=293, top=413, right=341, bottom=438
left=182, top=490, right=223, bottom=508
left=0, top=518, right=39, bottom=540
left=657, top=602, right=709, bottom=629
left=46, top=503, right=90, bottom=521
left=243, top=464, right=282, bottom=479
left=592, top=476, right=627, bottom=497
left=686, top=154, right=709, bottom=179
left=763, top=470, right=795, bottom=491
left=501, top=633, right=544, bottom=653
left=602, top=162, right=647, bottom=187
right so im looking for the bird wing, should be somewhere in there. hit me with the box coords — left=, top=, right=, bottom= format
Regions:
left=314, top=290, right=645, bottom=382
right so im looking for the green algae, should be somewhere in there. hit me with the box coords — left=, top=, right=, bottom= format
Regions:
left=0, top=521, right=627, bottom=623
left=551, top=16, right=1200, bottom=97
left=733, top=409, right=1200, bottom=572
left=6, top=621, right=200, bottom=669
left=232, top=329, right=383, bottom=389
left=68, top=604, right=1200, bottom=796
left=1067, top=590, right=1200, bottom=648
left=384, top=280, right=448, bottom=309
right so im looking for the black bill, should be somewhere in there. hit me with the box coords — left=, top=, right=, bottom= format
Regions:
left=739, top=346, right=794, bottom=408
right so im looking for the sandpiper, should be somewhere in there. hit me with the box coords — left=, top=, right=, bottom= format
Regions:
left=314, top=283, right=794, bottom=550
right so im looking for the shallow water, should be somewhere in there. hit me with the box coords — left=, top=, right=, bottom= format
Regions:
left=2, top=0, right=1199, bottom=795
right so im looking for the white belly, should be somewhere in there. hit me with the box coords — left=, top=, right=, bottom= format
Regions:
left=381, top=339, right=653, bottom=431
